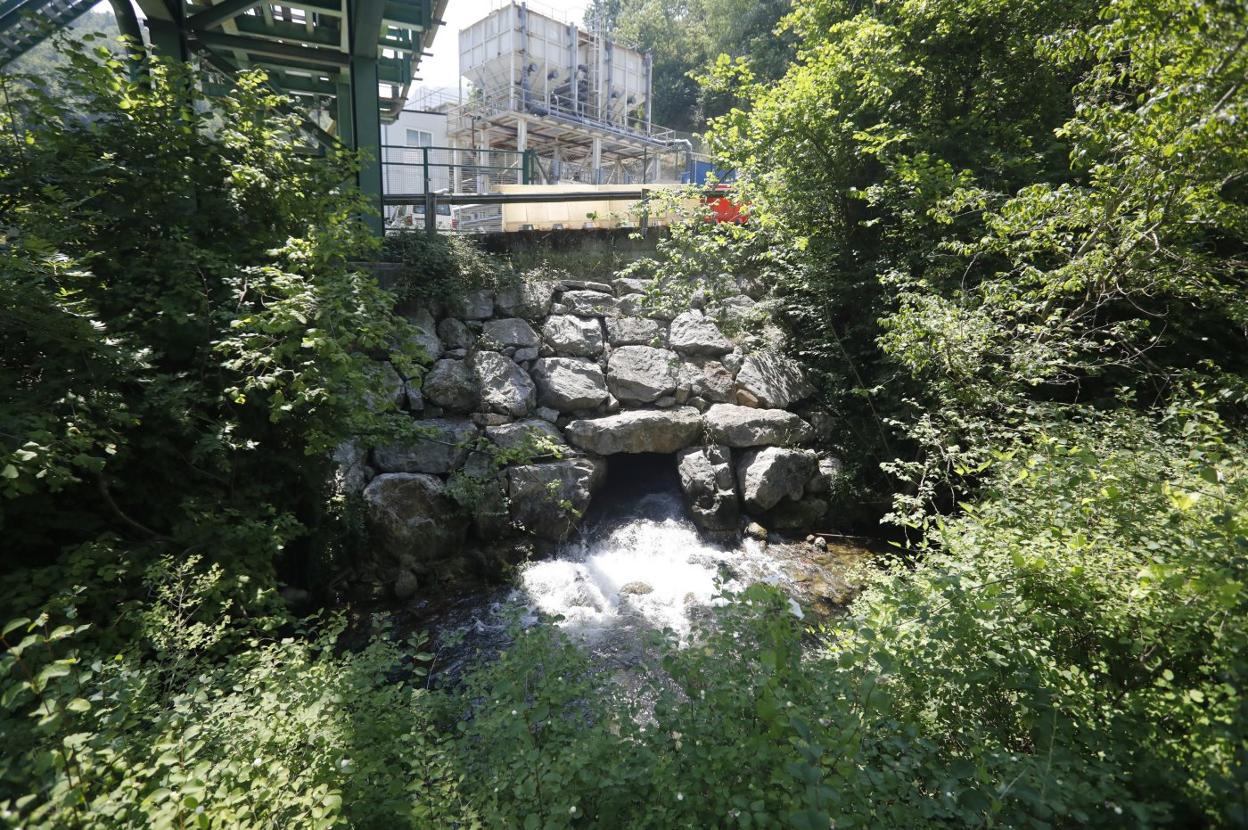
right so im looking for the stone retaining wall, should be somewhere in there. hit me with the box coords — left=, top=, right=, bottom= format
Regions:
left=339, top=275, right=841, bottom=598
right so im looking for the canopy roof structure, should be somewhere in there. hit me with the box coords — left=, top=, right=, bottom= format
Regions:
left=0, top=0, right=448, bottom=231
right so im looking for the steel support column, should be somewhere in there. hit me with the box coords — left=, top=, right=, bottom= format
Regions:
left=348, top=0, right=385, bottom=235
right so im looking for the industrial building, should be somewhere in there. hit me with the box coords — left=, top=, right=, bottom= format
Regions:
left=445, top=1, right=693, bottom=187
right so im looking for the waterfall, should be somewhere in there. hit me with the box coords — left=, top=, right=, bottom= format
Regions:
left=514, top=456, right=791, bottom=644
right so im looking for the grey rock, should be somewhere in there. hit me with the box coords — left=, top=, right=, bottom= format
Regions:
left=404, top=380, right=424, bottom=412
left=472, top=412, right=513, bottom=427
left=677, top=359, right=736, bottom=403
left=606, top=345, right=679, bottom=404
left=406, top=307, right=443, bottom=361
left=736, top=388, right=763, bottom=408
left=806, top=454, right=844, bottom=495
left=768, top=496, right=829, bottom=530
left=722, top=350, right=745, bottom=375
left=495, top=280, right=556, bottom=319
left=535, top=406, right=560, bottom=423
left=605, top=316, right=666, bottom=347
left=558, top=290, right=621, bottom=317
left=485, top=419, right=567, bottom=456
left=445, top=348, right=468, bottom=359
left=619, top=581, right=653, bottom=595
left=669, top=310, right=733, bottom=356
left=472, top=351, right=535, bottom=417
left=514, top=346, right=539, bottom=361
left=508, top=458, right=605, bottom=541
left=735, top=352, right=814, bottom=408
left=613, top=277, right=649, bottom=294
left=618, top=293, right=675, bottom=320
left=452, top=288, right=494, bottom=320
left=331, top=440, right=374, bottom=495
left=394, top=569, right=420, bottom=600
left=374, top=418, right=479, bottom=474
left=703, top=404, right=814, bottom=447
left=677, top=444, right=740, bottom=534
left=808, top=411, right=836, bottom=445
left=738, top=447, right=818, bottom=512
left=542, top=314, right=605, bottom=357
left=654, top=395, right=677, bottom=408
left=482, top=318, right=540, bottom=350
left=363, top=473, right=468, bottom=565
left=365, top=361, right=407, bottom=412
left=563, top=407, right=702, bottom=455
left=558, top=279, right=615, bottom=293
left=745, top=521, right=768, bottom=540
left=423, top=358, right=480, bottom=412
left=715, top=294, right=758, bottom=322
left=436, top=317, right=474, bottom=351
left=531, top=358, right=609, bottom=411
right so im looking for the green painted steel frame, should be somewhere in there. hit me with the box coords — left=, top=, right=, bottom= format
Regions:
left=1, top=0, right=442, bottom=235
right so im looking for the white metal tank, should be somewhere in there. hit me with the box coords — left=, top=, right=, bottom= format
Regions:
left=458, top=2, right=652, bottom=131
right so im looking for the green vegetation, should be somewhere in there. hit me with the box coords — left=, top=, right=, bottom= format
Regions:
left=583, top=0, right=794, bottom=131
left=4, top=0, right=1248, bottom=826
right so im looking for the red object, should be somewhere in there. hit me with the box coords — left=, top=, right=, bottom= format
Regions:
left=704, top=185, right=747, bottom=224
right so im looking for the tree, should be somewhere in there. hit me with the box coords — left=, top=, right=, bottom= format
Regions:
left=0, top=42, right=417, bottom=627
left=583, top=0, right=794, bottom=132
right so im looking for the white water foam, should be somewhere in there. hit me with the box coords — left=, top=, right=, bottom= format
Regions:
left=514, top=492, right=787, bottom=641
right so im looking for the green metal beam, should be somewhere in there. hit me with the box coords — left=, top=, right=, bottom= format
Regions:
left=232, top=15, right=340, bottom=46
left=348, top=0, right=381, bottom=56
left=191, top=28, right=349, bottom=65
left=185, top=0, right=261, bottom=30
left=349, top=54, right=382, bottom=233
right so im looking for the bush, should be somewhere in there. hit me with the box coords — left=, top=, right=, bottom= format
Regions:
left=380, top=231, right=506, bottom=307
left=0, top=42, right=417, bottom=626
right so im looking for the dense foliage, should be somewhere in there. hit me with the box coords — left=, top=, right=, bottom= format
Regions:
left=0, top=44, right=416, bottom=632
left=3, top=0, right=1247, bottom=826
left=582, top=0, right=794, bottom=131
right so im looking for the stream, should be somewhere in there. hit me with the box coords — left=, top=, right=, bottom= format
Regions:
left=393, top=455, right=873, bottom=683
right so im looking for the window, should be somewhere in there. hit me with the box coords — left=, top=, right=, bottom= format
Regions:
left=406, top=129, right=433, bottom=147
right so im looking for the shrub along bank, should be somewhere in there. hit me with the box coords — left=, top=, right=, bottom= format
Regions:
left=3, top=1, right=1247, bottom=825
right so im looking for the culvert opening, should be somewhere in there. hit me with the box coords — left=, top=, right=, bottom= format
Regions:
left=581, top=452, right=684, bottom=532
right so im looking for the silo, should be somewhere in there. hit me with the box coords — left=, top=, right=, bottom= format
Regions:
left=457, top=2, right=652, bottom=131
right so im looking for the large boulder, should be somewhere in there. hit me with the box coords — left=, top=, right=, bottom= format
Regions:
left=436, top=318, right=474, bottom=351
left=605, top=316, right=666, bottom=347
left=737, top=447, right=818, bottom=512
left=452, top=288, right=494, bottom=320
left=363, top=473, right=468, bottom=566
left=485, top=419, right=567, bottom=456
left=564, top=408, right=702, bottom=455
left=423, top=358, right=480, bottom=411
left=703, top=404, right=814, bottom=447
left=364, top=361, right=407, bottom=412
left=472, top=351, right=535, bottom=417
left=542, top=314, right=604, bottom=357
left=734, top=352, right=814, bottom=408
left=668, top=310, right=733, bottom=356
left=406, top=307, right=443, bottom=361
left=508, top=458, right=606, bottom=541
left=331, top=440, right=374, bottom=495
left=531, top=357, right=609, bottom=411
left=495, top=279, right=556, bottom=319
left=677, top=359, right=736, bottom=404
left=607, top=345, right=679, bottom=404
left=373, top=418, right=479, bottom=474
left=676, top=444, right=739, bottom=535
left=767, top=495, right=829, bottom=530
left=556, top=290, right=621, bottom=317
left=482, top=318, right=540, bottom=350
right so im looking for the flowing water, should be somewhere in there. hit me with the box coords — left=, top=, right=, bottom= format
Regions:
left=398, top=454, right=870, bottom=681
